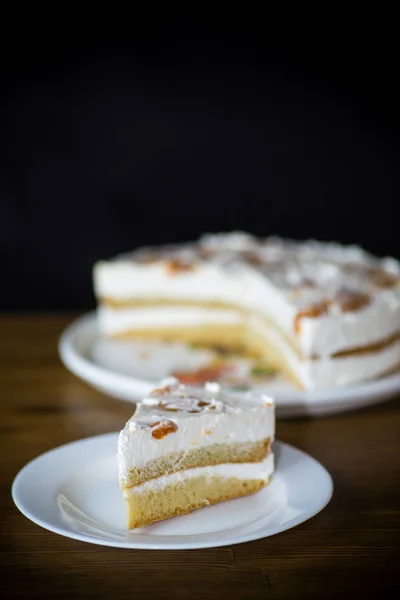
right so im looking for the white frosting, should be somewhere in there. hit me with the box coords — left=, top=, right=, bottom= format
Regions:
left=299, top=289, right=400, bottom=357
left=118, top=381, right=275, bottom=480
left=98, top=305, right=243, bottom=335
left=94, top=232, right=400, bottom=387
left=95, top=261, right=273, bottom=311
left=125, top=453, right=274, bottom=496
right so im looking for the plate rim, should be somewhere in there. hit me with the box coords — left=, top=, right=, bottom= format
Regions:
left=59, top=312, right=400, bottom=417
left=12, top=433, right=333, bottom=550
left=59, top=312, right=154, bottom=399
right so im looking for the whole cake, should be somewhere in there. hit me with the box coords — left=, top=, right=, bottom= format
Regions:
left=94, top=232, right=400, bottom=390
left=118, top=379, right=275, bottom=528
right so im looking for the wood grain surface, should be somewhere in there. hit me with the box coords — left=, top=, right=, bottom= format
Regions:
left=1, top=314, right=399, bottom=599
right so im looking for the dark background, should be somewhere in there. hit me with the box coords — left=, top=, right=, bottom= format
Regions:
left=1, top=25, right=398, bottom=310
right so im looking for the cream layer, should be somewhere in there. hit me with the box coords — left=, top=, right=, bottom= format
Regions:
left=98, top=305, right=244, bottom=334
left=124, top=453, right=274, bottom=496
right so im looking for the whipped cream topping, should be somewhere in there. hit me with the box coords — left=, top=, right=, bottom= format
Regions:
left=117, top=379, right=275, bottom=480
left=105, top=231, right=400, bottom=302
left=125, top=452, right=274, bottom=496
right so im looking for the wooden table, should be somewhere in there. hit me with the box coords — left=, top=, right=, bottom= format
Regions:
left=1, top=315, right=399, bottom=599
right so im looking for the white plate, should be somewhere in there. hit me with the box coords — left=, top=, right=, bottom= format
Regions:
left=59, top=313, right=400, bottom=418
left=12, top=433, right=333, bottom=549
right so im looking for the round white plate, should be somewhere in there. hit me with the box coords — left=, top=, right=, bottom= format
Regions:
left=12, top=433, right=333, bottom=549
left=59, top=313, right=400, bottom=418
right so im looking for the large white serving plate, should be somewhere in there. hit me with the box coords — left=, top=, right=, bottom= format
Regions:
left=59, top=313, right=400, bottom=418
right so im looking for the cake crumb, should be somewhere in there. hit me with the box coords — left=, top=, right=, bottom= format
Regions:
left=201, top=428, right=212, bottom=436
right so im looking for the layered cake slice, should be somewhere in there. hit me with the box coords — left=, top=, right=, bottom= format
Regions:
left=94, top=232, right=400, bottom=390
left=118, top=379, right=275, bottom=529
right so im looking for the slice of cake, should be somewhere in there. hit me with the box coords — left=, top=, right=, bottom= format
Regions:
left=94, top=232, right=400, bottom=390
left=118, top=378, right=275, bottom=529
